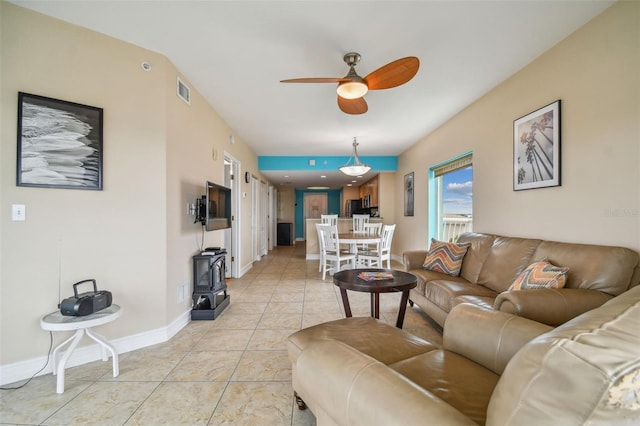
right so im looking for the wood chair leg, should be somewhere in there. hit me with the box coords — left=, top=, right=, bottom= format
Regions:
left=294, top=391, right=307, bottom=410
left=408, top=299, right=414, bottom=307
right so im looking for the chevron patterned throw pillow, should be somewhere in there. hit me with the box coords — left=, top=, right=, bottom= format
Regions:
left=509, top=260, right=569, bottom=291
left=422, top=239, right=471, bottom=276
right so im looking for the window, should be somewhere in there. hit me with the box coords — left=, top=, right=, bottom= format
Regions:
left=429, top=153, right=473, bottom=242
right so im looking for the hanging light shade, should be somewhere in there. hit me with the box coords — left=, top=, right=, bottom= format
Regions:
left=339, top=137, right=371, bottom=176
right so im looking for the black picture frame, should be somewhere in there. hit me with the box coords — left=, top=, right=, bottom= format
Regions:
left=17, top=92, right=103, bottom=190
left=513, top=100, right=561, bottom=191
left=404, top=172, right=414, bottom=216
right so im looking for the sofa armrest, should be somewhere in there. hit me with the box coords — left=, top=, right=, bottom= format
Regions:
left=444, top=304, right=552, bottom=375
left=403, top=250, right=428, bottom=271
left=296, top=339, right=476, bottom=426
left=493, top=288, right=614, bottom=326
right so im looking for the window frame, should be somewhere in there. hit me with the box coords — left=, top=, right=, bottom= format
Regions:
left=428, top=151, right=473, bottom=243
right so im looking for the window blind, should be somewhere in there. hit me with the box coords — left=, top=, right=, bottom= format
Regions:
left=432, top=153, right=473, bottom=177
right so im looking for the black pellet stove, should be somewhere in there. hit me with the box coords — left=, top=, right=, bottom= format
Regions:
left=191, top=249, right=230, bottom=320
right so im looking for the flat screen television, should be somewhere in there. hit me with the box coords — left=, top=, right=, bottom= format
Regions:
left=197, top=181, right=231, bottom=231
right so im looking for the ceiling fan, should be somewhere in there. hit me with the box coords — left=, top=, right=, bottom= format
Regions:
left=280, top=52, right=419, bottom=115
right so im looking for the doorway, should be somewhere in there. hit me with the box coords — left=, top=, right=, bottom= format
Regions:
left=260, top=180, right=267, bottom=256
left=224, top=152, right=240, bottom=278
left=303, top=193, right=328, bottom=239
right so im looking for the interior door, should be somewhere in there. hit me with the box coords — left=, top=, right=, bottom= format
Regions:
left=260, top=180, right=267, bottom=256
left=268, top=185, right=276, bottom=251
left=252, top=176, right=259, bottom=261
left=223, top=153, right=239, bottom=278
left=303, top=193, right=328, bottom=240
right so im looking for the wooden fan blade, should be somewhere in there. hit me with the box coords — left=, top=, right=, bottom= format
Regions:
left=280, top=77, right=350, bottom=83
left=338, top=96, right=368, bottom=115
left=364, top=57, right=419, bottom=90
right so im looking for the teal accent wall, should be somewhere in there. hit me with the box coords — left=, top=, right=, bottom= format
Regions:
left=259, top=156, right=397, bottom=171
left=259, top=155, right=398, bottom=239
left=295, top=189, right=342, bottom=239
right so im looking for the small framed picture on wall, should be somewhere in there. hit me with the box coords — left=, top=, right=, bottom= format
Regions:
left=404, top=172, right=414, bottom=216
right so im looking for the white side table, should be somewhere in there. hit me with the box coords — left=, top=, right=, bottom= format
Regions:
left=40, top=304, right=122, bottom=393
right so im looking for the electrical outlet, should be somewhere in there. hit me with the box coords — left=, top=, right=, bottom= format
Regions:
left=177, top=284, right=187, bottom=303
left=12, top=204, right=26, bottom=221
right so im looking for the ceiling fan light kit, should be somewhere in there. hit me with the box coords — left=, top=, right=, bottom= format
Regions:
left=336, top=53, right=368, bottom=99
left=281, top=52, right=419, bottom=114
left=340, top=138, right=371, bottom=176
left=337, top=80, right=368, bottom=99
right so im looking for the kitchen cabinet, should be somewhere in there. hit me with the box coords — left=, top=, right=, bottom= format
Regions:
left=359, top=175, right=379, bottom=207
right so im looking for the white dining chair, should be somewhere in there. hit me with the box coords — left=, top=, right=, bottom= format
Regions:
left=317, top=224, right=356, bottom=280
left=317, top=220, right=352, bottom=271
left=361, top=222, right=382, bottom=251
left=352, top=214, right=370, bottom=233
left=318, top=216, right=340, bottom=270
left=358, top=224, right=396, bottom=269
left=353, top=214, right=371, bottom=251
left=320, top=214, right=338, bottom=226
left=316, top=223, right=325, bottom=272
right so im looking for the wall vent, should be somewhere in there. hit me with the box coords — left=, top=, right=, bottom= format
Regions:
left=177, top=77, right=190, bottom=105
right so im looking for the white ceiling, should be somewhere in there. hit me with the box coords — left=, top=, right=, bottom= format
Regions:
left=12, top=0, right=613, bottom=189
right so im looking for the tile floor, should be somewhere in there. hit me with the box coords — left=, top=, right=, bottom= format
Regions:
left=1, top=243, right=443, bottom=425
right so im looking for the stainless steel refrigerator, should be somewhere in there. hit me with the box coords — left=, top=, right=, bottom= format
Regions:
left=345, top=199, right=362, bottom=217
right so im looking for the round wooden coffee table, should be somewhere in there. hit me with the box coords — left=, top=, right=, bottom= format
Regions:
left=333, top=269, right=417, bottom=328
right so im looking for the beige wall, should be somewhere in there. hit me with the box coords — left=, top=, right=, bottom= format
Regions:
left=377, top=172, right=396, bottom=223
left=0, top=3, right=265, bottom=370
left=394, top=1, right=639, bottom=257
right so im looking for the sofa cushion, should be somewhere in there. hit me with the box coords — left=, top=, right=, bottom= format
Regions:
left=295, top=339, right=475, bottom=426
left=390, top=350, right=500, bottom=425
left=457, top=233, right=496, bottom=284
left=287, top=317, right=437, bottom=366
left=508, top=260, right=569, bottom=291
left=476, top=236, right=541, bottom=293
left=412, top=268, right=469, bottom=288
left=425, top=279, right=498, bottom=313
left=453, top=295, right=496, bottom=311
left=423, top=239, right=471, bottom=276
left=532, top=241, right=640, bottom=295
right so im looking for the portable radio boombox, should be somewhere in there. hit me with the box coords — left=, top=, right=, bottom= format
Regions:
left=59, top=279, right=112, bottom=316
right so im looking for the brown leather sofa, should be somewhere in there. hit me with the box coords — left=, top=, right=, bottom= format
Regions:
left=403, top=232, right=640, bottom=326
left=287, top=286, right=640, bottom=425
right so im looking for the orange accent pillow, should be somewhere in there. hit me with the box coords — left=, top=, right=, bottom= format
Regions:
left=509, top=260, right=569, bottom=291
left=422, top=239, right=471, bottom=276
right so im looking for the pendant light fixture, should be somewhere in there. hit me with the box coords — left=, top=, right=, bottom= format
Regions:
left=339, top=137, right=371, bottom=176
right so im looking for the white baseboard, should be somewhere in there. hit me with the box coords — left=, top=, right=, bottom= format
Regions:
left=0, top=308, right=191, bottom=386
left=239, top=262, right=253, bottom=277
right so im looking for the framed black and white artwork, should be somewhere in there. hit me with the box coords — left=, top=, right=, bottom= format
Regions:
left=17, top=92, right=103, bottom=190
left=404, top=172, right=414, bottom=216
left=513, top=100, right=561, bottom=191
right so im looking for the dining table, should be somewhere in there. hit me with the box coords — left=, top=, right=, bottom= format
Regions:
left=338, top=232, right=381, bottom=256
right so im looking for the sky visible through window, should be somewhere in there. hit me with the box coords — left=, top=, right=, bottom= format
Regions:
left=442, top=166, right=472, bottom=216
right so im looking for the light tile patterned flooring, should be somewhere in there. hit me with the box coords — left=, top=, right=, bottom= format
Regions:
left=1, top=243, right=442, bottom=425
